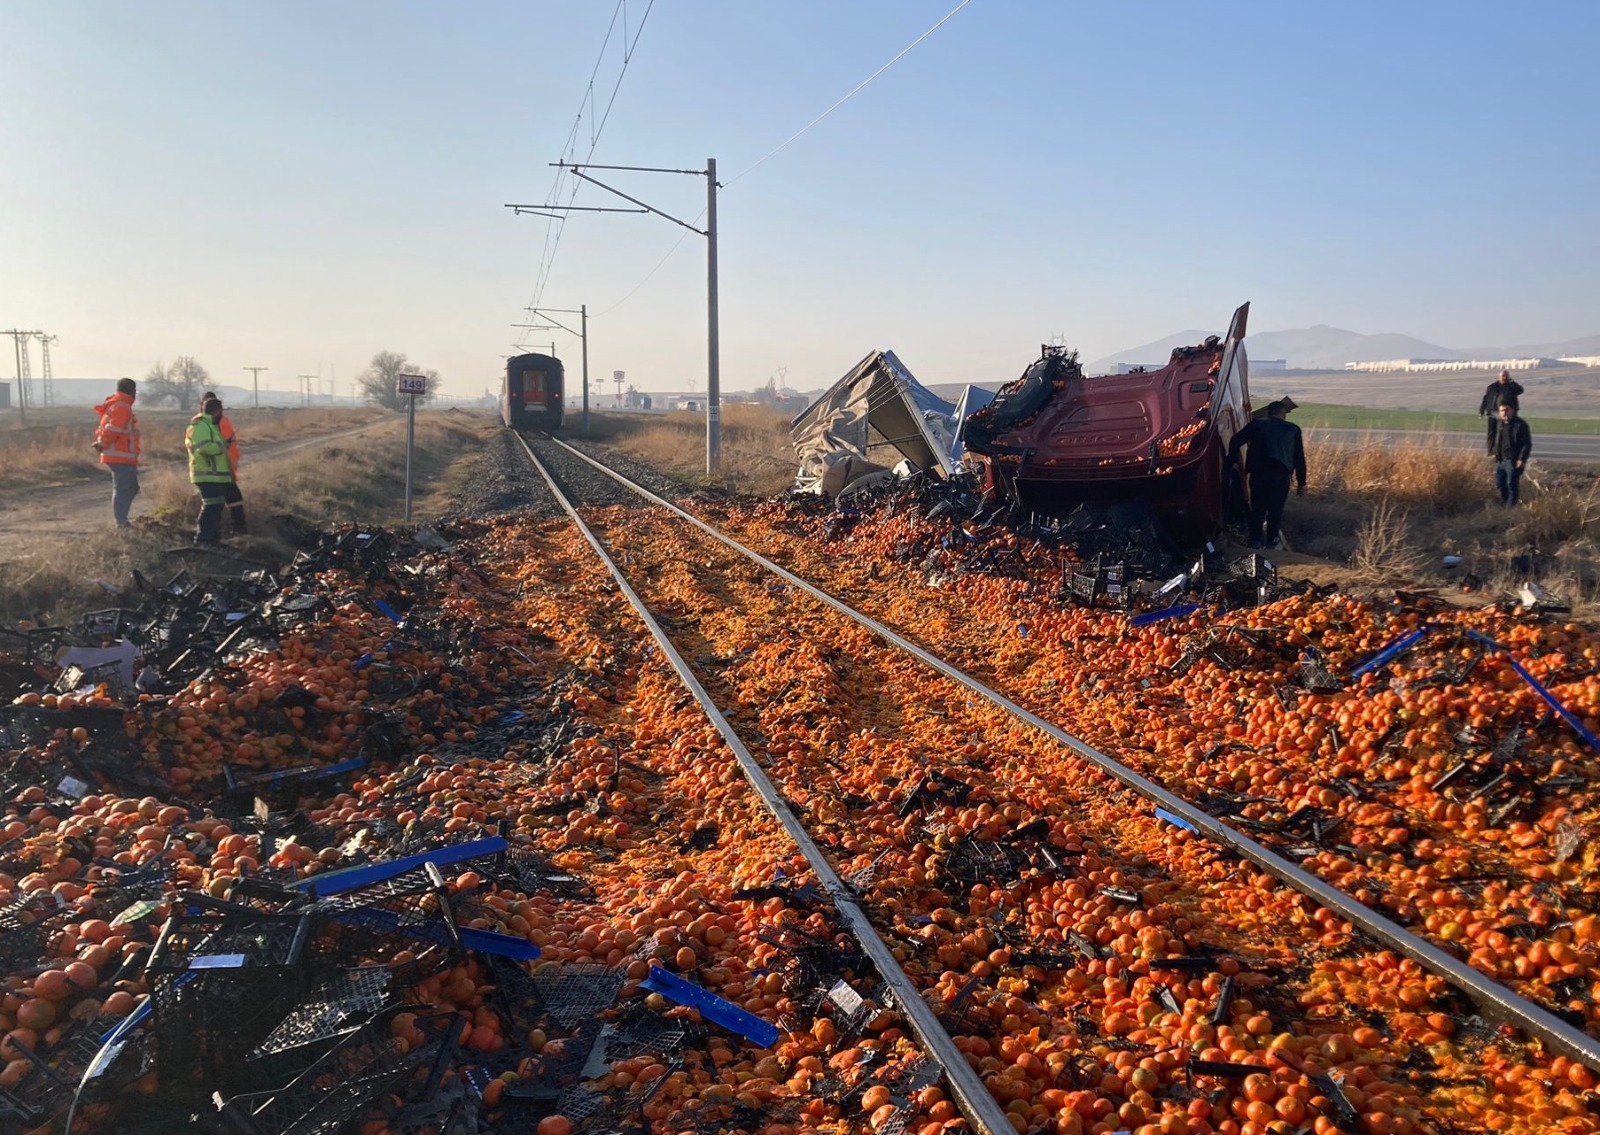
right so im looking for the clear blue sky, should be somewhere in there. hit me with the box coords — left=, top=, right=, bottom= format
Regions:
left=4, top=1, right=1597, bottom=399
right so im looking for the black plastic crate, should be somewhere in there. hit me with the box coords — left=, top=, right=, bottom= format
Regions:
left=526, top=963, right=625, bottom=1029
left=306, top=865, right=461, bottom=984
left=216, top=1011, right=423, bottom=1135
left=251, top=967, right=394, bottom=1063
left=147, top=910, right=313, bottom=1100
left=0, top=893, right=72, bottom=971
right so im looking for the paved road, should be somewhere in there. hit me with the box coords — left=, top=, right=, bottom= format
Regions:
left=1307, top=427, right=1600, bottom=463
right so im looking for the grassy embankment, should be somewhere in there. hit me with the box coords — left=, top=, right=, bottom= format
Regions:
left=0, top=410, right=494, bottom=626
left=571, top=405, right=797, bottom=496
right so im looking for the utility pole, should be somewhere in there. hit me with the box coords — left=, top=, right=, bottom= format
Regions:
left=33, top=333, right=56, bottom=407
left=705, top=157, right=719, bottom=470
left=243, top=366, right=268, bottom=408
left=298, top=375, right=316, bottom=408
left=514, top=304, right=590, bottom=434
left=3, top=330, right=37, bottom=422
left=507, top=157, right=721, bottom=472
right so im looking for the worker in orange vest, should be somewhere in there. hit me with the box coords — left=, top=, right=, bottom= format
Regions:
left=202, top=391, right=247, bottom=535
left=92, top=377, right=141, bottom=528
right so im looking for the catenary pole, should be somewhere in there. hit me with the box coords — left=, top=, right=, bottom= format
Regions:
left=507, top=157, right=719, bottom=470
left=705, top=158, right=720, bottom=473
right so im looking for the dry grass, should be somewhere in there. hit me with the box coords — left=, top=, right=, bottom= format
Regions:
left=0, top=406, right=388, bottom=497
left=0, top=413, right=492, bottom=627
left=1305, top=431, right=1485, bottom=513
left=574, top=405, right=796, bottom=496
left=144, top=416, right=486, bottom=528
left=1348, top=497, right=1428, bottom=584
left=1294, top=431, right=1600, bottom=609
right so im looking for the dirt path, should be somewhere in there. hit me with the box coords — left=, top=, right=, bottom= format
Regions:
left=0, top=421, right=390, bottom=539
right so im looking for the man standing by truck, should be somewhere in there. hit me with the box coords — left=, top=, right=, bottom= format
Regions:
left=92, top=377, right=141, bottom=528
left=1228, top=400, right=1307, bottom=550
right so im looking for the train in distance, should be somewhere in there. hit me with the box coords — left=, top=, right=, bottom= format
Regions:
left=502, top=353, right=565, bottom=430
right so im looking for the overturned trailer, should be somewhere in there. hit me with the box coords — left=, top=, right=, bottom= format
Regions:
left=962, top=303, right=1252, bottom=540
left=790, top=350, right=961, bottom=494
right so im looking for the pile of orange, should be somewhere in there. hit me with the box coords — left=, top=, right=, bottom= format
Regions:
left=5, top=501, right=1599, bottom=1135
left=562, top=499, right=1600, bottom=1134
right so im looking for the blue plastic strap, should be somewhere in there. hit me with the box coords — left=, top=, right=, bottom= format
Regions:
left=85, top=998, right=153, bottom=1082
left=1130, top=603, right=1200, bottom=628
left=1155, top=808, right=1199, bottom=834
left=100, top=998, right=152, bottom=1045
left=458, top=926, right=542, bottom=960
left=318, top=907, right=539, bottom=960
left=1350, top=627, right=1431, bottom=678
left=292, top=836, right=508, bottom=894
left=296, top=757, right=366, bottom=782
left=1467, top=630, right=1600, bottom=751
left=642, top=965, right=781, bottom=1048
left=372, top=599, right=405, bottom=625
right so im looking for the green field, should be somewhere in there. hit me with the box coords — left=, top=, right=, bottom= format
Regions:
left=1290, top=402, right=1600, bottom=436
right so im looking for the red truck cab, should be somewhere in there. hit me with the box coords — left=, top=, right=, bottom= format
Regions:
left=962, top=303, right=1252, bottom=540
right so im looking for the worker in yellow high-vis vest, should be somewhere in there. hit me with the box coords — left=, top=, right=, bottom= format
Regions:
left=185, top=397, right=234, bottom=546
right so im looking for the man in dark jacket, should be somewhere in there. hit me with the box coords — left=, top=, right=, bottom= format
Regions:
left=1479, top=370, right=1525, bottom=447
left=1488, top=400, right=1532, bottom=506
left=1227, top=400, right=1307, bottom=550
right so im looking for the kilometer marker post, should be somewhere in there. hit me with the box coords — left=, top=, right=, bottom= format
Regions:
left=396, top=372, right=428, bottom=521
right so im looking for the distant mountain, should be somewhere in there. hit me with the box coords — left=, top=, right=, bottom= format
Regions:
left=1246, top=327, right=1470, bottom=370
left=1088, top=325, right=1600, bottom=373
left=1085, top=330, right=1209, bottom=372
left=1087, top=325, right=1471, bottom=372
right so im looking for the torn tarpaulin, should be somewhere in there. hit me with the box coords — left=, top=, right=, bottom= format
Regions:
left=790, top=350, right=960, bottom=493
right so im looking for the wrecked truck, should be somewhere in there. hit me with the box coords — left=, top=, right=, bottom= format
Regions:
left=961, top=303, right=1252, bottom=540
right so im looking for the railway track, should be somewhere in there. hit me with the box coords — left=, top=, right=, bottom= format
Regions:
left=510, top=430, right=1600, bottom=1135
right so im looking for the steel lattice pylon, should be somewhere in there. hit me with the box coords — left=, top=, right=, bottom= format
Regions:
left=3, top=330, right=37, bottom=414
left=34, top=333, right=55, bottom=407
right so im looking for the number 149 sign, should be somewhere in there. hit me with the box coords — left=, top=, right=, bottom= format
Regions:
left=396, top=374, right=428, bottom=396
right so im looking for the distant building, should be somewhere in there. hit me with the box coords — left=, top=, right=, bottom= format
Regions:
left=1251, top=358, right=1288, bottom=375
left=1559, top=356, right=1600, bottom=368
left=1343, top=357, right=1556, bottom=374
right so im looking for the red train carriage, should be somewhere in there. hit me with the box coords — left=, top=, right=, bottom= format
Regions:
left=502, top=353, right=565, bottom=430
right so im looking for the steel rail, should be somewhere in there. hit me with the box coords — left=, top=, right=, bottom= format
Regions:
left=539, top=431, right=1600, bottom=1068
left=510, top=432, right=1015, bottom=1135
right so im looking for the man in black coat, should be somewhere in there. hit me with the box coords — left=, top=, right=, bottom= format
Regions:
left=1479, top=370, right=1525, bottom=447
left=1488, top=400, right=1533, bottom=506
left=1227, top=400, right=1307, bottom=550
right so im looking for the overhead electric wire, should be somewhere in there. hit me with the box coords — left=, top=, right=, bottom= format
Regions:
left=516, top=0, right=657, bottom=346
left=594, top=0, right=975, bottom=315
left=522, top=1, right=631, bottom=337
left=523, top=2, right=624, bottom=326
left=725, top=0, right=974, bottom=187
